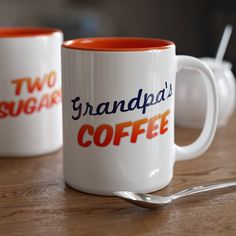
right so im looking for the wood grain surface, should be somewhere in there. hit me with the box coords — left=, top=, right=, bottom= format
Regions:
left=0, top=113, right=236, bottom=236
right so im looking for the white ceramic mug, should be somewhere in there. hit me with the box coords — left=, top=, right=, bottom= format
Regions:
left=0, top=28, right=63, bottom=157
left=62, top=37, right=218, bottom=195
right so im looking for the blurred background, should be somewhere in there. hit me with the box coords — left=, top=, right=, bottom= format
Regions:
left=0, top=0, right=235, bottom=73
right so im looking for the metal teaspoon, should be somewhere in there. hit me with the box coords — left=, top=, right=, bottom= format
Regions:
left=114, top=180, right=236, bottom=209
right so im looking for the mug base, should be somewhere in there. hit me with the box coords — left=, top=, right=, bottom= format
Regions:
left=65, top=177, right=173, bottom=196
left=0, top=144, right=63, bottom=158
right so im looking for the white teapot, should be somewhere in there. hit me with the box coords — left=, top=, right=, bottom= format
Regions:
left=175, top=57, right=236, bottom=128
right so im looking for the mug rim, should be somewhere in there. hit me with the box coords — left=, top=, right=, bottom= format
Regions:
left=0, top=27, right=62, bottom=38
left=62, top=37, right=175, bottom=52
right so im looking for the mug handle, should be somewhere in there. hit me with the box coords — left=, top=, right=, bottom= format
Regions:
left=175, top=56, right=218, bottom=161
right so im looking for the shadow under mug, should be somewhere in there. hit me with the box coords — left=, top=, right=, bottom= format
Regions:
left=0, top=27, right=63, bottom=157
left=62, top=37, right=218, bottom=195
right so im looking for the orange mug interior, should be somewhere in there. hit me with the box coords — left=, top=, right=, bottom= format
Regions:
left=0, top=27, right=61, bottom=38
left=62, top=37, right=174, bottom=51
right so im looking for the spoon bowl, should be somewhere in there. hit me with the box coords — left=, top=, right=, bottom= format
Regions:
left=114, top=191, right=172, bottom=209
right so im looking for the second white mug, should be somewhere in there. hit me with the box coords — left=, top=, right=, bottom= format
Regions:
left=0, top=27, right=63, bottom=157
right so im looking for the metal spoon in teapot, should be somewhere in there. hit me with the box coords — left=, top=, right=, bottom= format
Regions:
left=114, top=180, right=236, bottom=209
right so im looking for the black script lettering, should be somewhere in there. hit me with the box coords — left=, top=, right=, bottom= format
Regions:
left=127, top=89, right=143, bottom=110
left=71, top=97, right=82, bottom=120
left=112, top=100, right=129, bottom=113
left=83, top=102, right=97, bottom=117
left=167, top=83, right=173, bottom=98
left=141, top=93, right=155, bottom=114
left=71, top=81, right=173, bottom=120
left=165, top=82, right=168, bottom=89
left=156, top=89, right=165, bottom=103
left=96, top=102, right=111, bottom=115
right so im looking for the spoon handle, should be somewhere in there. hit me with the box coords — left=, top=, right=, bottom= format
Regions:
left=216, top=24, right=233, bottom=62
left=171, top=180, right=236, bottom=200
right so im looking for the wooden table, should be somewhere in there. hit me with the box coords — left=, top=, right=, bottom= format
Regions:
left=0, top=113, right=236, bottom=236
